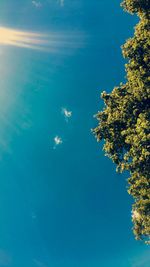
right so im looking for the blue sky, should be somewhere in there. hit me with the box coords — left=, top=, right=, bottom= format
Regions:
left=0, top=0, right=149, bottom=267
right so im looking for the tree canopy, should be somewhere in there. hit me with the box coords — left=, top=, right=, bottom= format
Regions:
left=93, top=0, right=150, bottom=244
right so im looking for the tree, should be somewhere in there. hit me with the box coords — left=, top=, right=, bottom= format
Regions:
left=93, top=0, right=150, bottom=244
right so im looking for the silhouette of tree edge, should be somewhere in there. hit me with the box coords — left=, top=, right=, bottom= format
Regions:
left=93, top=0, right=150, bottom=244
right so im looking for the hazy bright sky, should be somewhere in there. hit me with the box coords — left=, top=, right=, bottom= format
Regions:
left=0, top=1, right=149, bottom=267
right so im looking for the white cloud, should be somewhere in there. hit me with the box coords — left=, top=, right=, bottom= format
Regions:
left=32, top=1, right=42, bottom=8
left=54, top=136, right=63, bottom=145
left=62, top=108, right=72, bottom=121
left=53, top=136, right=63, bottom=149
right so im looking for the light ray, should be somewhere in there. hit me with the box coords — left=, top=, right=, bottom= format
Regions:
left=0, top=27, right=48, bottom=51
left=32, top=1, right=42, bottom=8
left=0, top=27, right=85, bottom=52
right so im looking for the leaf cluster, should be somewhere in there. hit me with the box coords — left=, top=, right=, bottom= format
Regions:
left=121, top=0, right=150, bottom=14
left=93, top=0, right=150, bottom=244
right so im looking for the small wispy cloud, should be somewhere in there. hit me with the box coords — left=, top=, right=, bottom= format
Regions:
left=54, top=136, right=63, bottom=145
left=53, top=136, right=63, bottom=149
left=60, top=0, right=64, bottom=7
left=32, top=1, right=42, bottom=8
left=62, top=107, right=72, bottom=121
left=33, top=259, right=47, bottom=267
left=131, top=251, right=150, bottom=267
left=31, top=212, right=37, bottom=220
left=0, top=249, right=12, bottom=266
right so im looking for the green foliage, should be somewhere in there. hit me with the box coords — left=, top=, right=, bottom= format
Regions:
left=93, top=0, right=150, bottom=244
left=121, top=0, right=150, bottom=14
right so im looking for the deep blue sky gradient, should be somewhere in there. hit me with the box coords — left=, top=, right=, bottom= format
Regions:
left=0, top=0, right=149, bottom=266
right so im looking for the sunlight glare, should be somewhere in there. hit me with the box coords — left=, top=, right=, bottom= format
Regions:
left=0, top=26, right=84, bottom=52
left=0, top=27, right=46, bottom=50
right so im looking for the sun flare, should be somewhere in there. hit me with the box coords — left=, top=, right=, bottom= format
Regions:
left=0, top=27, right=46, bottom=50
left=0, top=26, right=84, bottom=52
